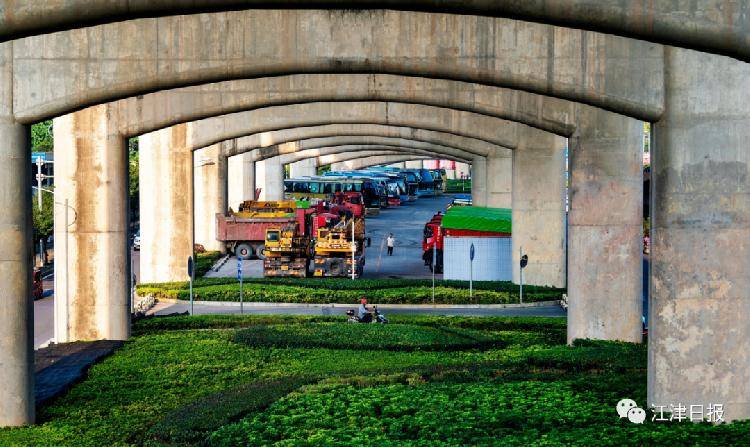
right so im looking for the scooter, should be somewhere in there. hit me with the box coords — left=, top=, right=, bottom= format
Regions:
left=346, top=305, right=388, bottom=324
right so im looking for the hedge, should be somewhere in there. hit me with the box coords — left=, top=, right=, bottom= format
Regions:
left=136, top=278, right=564, bottom=305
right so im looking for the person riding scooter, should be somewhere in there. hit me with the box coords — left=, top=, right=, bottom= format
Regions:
left=357, top=298, right=373, bottom=323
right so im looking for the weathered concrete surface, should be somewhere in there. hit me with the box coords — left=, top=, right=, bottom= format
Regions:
left=487, top=150, right=513, bottom=208
left=512, top=127, right=566, bottom=288
left=12, top=11, right=662, bottom=122
left=455, top=162, right=471, bottom=179
left=53, top=106, right=130, bottom=344
left=649, top=48, right=750, bottom=421
left=139, top=125, right=194, bottom=283
left=194, top=145, right=227, bottom=253
left=106, top=74, right=579, bottom=139
left=471, top=156, right=488, bottom=206
left=330, top=155, right=430, bottom=171
left=189, top=102, right=519, bottom=152
left=256, top=157, right=285, bottom=201
left=275, top=146, right=469, bottom=167
left=289, top=158, right=317, bottom=178
left=567, top=107, right=643, bottom=344
left=405, top=160, right=424, bottom=169
left=386, top=162, right=408, bottom=169
left=0, top=45, right=34, bottom=425
left=227, top=153, right=255, bottom=210
left=1, top=1, right=740, bottom=61
left=237, top=136, right=481, bottom=164
left=223, top=123, right=504, bottom=161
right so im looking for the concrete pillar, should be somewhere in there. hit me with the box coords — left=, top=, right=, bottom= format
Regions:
left=139, top=124, right=193, bottom=283
left=486, top=150, right=513, bottom=208
left=194, top=145, right=227, bottom=253
left=649, top=48, right=750, bottom=421
left=567, top=107, right=643, bottom=344
left=471, top=156, right=488, bottom=206
left=228, top=152, right=255, bottom=210
left=0, top=60, right=34, bottom=425
left=512, top=127, right=566, bottom=288
left=53, top=105, right=130, bottom=342
left=405, top=160, right=424, bottom=169
left=256, top=157, right=284, bottom=201
left=455, top=162, right=471, bottom=179
left=289, top=158, right=317, bottom=178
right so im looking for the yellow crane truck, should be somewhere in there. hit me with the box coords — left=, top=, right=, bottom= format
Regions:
left=263, top=222, right=311, bottom=277
left=313, top=216, right=367, bottom=278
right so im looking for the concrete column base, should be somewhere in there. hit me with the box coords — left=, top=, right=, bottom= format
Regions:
left=289, top=158, right=317, bottom=177
left=649, top=47, right=750, bottom=421
left=512, top=127, right=566, bottom=288
left=53, top=105, right=130, bottom=342
left=139, top=125, right=194, bottom=283
left=0, top=117, right=34, bottom=427
left=228, top=152, right=255, bottom=210
left=256, top=157, right=285, bottom=201
left=567, top=107, right=643, bottom=344
left=194, top=145, right=227, bottom=253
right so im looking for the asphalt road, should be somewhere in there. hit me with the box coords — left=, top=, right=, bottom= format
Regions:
left=150, top=301, right=567, bottom=318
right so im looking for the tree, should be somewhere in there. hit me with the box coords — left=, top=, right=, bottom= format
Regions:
left=128, top=138, right=139, bottom=220
left=32, top=190, right=54, bottom=240
left=31, top=120, right=53, bottom=152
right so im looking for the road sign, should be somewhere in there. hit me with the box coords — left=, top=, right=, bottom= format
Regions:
left=237, top=258, right=243, bottom=280
left=469, top=243, right=475, bottom=261
left=187, top=256, right=194, bottom=277
left=520, top=254, right=528, bottom=269
left=469, top=243, right=475, bottom=299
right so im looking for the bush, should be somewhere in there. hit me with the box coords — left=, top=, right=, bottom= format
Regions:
left=136, top=278, right=564, bottom=305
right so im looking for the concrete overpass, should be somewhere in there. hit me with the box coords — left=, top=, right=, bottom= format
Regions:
left=0, top=5, right=746, bottom=426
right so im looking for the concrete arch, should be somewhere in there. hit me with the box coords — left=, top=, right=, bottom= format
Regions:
left=231, top=135, right=490, bottom=161
left=225, top=123, right=508, bottom=160
left=181, top=101, right=521, bottom=152
left=70, top=74, right=582, bottom=138
left=277, top=146, right=469, bottom=166
left=3, top=1, right=744, bottom=61
left=328, top=154, right=433, bottom=172
left=10, top=10, right=663, bottom=121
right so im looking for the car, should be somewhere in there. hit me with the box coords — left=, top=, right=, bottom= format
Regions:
left=32, top=269, right=43, bottom=300
left=133, top=231, right=141, bottom=251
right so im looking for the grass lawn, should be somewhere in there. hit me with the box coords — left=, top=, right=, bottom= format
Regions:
left=1, top=315, right=747, bottom=446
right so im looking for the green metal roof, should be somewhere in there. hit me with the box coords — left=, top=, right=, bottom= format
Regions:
left=441, top=206, right=512, bottom=234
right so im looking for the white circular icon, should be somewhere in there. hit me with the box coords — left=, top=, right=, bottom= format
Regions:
left=616, top=399, right=637, bottom=418
left=627, top=407, right=646, bottom=424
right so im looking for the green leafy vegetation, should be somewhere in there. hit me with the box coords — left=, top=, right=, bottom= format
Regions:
left=1, top=314, right=746, bottom=447
left=136, top=278, right=564, bottom=305
left=32, top=189, right=54, bottom=239
left=445, top=178, right=471, bottom=193
left=194, top=251, right=223, bottom=277
left=233, top=323, right=504, bottom=351
left=31, top=120, right=53, bottom=152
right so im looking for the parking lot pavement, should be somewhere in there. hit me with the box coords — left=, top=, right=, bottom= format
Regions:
left=201, top=194, right=455, bottom=280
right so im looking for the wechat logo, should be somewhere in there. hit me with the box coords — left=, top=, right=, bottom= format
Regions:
left=616, top=399, right=646, bottom=424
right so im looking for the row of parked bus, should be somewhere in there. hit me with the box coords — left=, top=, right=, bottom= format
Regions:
left=283, top=167, right=447, bottom=215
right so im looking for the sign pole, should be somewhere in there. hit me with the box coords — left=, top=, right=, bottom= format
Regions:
left=238, top=257, right=244, bottom=314
left=187, top=256, right=194, bottom=315
left=469, top=242, right=475, bottom=300
left=351, top=218, right=356, bottom=280
left=431, top=227, right=439, bottom=305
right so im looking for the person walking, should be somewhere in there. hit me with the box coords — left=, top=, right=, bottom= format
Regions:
left=386, top=233, right=395, bottom=256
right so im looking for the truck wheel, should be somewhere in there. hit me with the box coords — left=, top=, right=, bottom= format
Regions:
left=255, top=244, right=266, bottom=260
left=235, top=243, right=253, bottom=260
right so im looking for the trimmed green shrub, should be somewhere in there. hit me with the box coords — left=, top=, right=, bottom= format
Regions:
left=232, top=323, right=505, bottom=351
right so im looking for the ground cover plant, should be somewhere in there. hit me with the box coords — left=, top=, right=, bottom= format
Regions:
left=1, top=314, right=747, bottom=446
left=136, top=278, right=564, bottom=305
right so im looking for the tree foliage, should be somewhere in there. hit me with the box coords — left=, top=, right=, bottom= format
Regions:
left=32, top=190, right=54, bottom=239
left=31, top=120, right=53, bottom=152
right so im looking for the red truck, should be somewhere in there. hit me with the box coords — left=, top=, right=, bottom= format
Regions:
left=422, top=213, right=445, bottom=273
left=216, top=201, right=311, bottom=259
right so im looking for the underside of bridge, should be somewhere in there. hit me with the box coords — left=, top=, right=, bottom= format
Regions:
left=0, top=3, right=748, bottom=428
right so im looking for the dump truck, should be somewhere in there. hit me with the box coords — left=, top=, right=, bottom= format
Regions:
left=263, top=222, right=311, bottom=277
left=422, top=206, right=512, bottom=273
left=216, top=200, right=310, bottom=259
left=313, top=216, right=367, bottom=278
